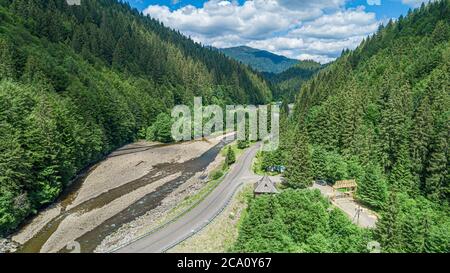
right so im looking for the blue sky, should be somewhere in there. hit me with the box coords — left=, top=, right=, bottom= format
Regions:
left=127, top=0, right=414, bottom=18
left=124, top=0, right=431, bottom=63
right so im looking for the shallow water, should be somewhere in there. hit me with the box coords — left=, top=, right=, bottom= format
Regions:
left=18, top=139, right=228, bottom=253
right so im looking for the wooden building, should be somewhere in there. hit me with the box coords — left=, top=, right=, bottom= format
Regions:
left=254, top=176, right=279, bottom=197
left=332, top=179, right=357, bottom=200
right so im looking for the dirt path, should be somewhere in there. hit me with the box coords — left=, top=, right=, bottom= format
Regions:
left=312, top=182, right=378, bottom=228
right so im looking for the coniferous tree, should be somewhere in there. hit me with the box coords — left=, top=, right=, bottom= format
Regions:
left=431, top=20, right=450, bottom=44
left=311, top=146, right=327, bottom=180
left=0, top=38, right=17, bottom=80
left=390, top=144, right=415, bottom=193
left=357, top=163, right=388, bottom=209
left=424, top=129, right=448, bottom=201
left=225, top=146, right=236, bottom=166
left=285, top=129, right=312, bottom=189
left=410, top=96, right=433, bottom=190
left=425, top=221, right=450, bottom=253
left=375, top=192, right=402, bottom=252
left=379, top=84, right=412, bottom=174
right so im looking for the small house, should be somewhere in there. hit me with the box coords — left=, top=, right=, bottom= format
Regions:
left=254, top=176, right=279, bottom=197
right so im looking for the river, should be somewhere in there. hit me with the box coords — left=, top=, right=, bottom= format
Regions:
left=16, top=137, right=230, bottom=253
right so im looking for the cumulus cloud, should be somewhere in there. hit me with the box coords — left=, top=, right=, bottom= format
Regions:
left=276, top=0, right=345, bottom=10
left=367, top=0, right=381, bottom=5
left=289, top=7, right=379, bottom=39
left=144, top=0, right=380, bottom=63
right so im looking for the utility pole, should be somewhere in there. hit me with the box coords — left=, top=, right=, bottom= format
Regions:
left=353, top=206, right=363, bottom=225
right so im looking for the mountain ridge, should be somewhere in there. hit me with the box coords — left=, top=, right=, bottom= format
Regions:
left=220, top=45, right=300, bottom=74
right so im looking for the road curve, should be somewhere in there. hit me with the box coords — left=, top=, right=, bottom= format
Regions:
left=114, top=143, right=261, bottom=253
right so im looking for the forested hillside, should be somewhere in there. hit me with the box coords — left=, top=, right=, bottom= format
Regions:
left=0, top=0, right=272, bottom=235
left=220, top=46, right=299, bottom=74
left=263, top=61, right=322, bottom=102
left=237, top=0, right=449, bottom=253
left=293, top=0, right=450, bottom=252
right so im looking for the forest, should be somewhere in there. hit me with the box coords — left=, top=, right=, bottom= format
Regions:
left=235, top=0, right=449, bottom=253
left=0, top=0, right=273, bottom=235
left=220, top=46, right=300, bottom=74
left=263, top=60, right=323, bottom=102
left=233, top=189, right=372, bottom=253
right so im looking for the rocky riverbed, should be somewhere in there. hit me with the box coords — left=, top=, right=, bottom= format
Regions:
left=13, top=134, right=233, bottom=253
left=0, top=238, right=19, bottom=253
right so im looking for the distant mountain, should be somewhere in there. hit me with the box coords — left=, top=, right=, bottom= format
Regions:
left=220, top=46, right=299, bottom=74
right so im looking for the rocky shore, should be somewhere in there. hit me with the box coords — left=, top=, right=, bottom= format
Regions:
left=0, top=238, right=19, bottom=253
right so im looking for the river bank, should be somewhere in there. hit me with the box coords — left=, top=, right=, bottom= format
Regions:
left=99, top=141, right=243, bottom=252
left=12, top=134, right=233, bottom=253
left=0, top=238, right=19, bottom=253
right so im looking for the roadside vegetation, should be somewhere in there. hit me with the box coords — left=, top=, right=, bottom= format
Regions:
left=170, top=184, right=253, bottom=253
left=235, top=1, right=450, bottom=253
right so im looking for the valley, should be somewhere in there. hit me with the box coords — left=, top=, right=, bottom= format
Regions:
left=0, top=0, right=449, bottom=256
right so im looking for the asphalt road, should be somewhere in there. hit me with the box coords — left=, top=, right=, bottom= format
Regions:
left=115, top=142, right=261, bottom=253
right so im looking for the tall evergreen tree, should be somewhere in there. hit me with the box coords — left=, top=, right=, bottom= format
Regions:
left=375, top=192, right=402, bottom=252
left=390, top=144, right=415, bottom=194
left=225, top=146, right=236, bottom=166
left=357, top=162, right=388, bottom=209
left=424, top=129, right=448, bottom=201
left=0, top=38, right=17, bottom=79
left=410, top=96, right=433, bottom=191
left=285, top=128, right=312, bottom=189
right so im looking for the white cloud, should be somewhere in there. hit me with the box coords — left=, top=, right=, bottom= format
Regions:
left=290, top=7, right=379, bottom=39
left=144, top=0, right=380, bottom=63
left=276, top=0, right=346, bottom=10
left=367, top=0, right=381, bottom=6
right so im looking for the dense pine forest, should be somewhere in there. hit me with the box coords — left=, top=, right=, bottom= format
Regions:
left=235, top=0, right=449, bottom=253
left=0, top=0, right=273, bottom=235
left=263, top=61, right=323, bottom=102
left=220, top=46, right=300, bottom=74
